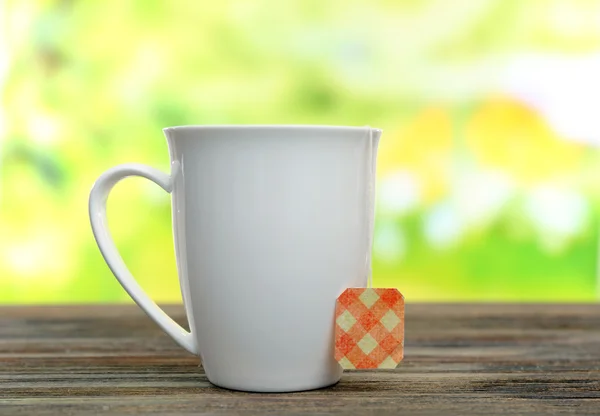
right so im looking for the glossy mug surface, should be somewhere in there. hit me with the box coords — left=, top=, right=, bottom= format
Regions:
left=89, top=125, right=382, bottom=392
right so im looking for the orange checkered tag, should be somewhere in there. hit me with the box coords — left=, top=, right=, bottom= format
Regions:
left=334, top=288, right=404, bottom=369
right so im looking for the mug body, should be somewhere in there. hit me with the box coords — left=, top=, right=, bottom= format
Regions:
left=166, top=126, right=380, bottom=392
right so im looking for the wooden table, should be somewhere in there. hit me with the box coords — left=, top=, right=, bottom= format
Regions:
left=1, top=304, right=599, bottom=415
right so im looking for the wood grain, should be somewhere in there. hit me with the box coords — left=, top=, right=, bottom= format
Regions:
left=0, top=304, right=599, bottom=415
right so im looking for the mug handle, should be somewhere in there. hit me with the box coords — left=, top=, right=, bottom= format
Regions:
left=88, top=163, right=198, bottom=355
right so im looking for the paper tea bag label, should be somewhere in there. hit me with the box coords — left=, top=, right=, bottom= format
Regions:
left=335, top=288, right=404, bottom=369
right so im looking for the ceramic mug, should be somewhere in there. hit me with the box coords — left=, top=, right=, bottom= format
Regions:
left=89, top=125, right=382, bottom=392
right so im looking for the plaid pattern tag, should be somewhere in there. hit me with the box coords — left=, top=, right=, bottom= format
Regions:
left=334, top=288, right=404, bottom=369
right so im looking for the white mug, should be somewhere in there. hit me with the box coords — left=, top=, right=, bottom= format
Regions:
left=89, top=125, right=382, bottom=392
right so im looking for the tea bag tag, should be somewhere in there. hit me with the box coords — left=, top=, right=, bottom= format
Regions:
left=335, top=288, right=404, bottom=369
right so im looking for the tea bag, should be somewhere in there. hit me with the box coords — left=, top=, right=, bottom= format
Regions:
left=334, top=127, right=405, bottom=370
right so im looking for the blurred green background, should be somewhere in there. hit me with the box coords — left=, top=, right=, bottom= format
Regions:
left=2, top=0, right=600, bottom=303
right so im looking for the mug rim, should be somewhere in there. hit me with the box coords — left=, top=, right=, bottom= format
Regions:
left=163, top=125, right=382, bottom=134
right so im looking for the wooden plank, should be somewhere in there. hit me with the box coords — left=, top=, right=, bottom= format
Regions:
left=0, top=304, right=599, bottom=415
